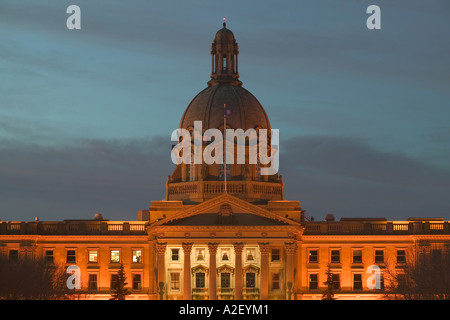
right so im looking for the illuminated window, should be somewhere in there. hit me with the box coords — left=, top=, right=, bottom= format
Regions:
left=271, top=249, right=280, bottom=262
left=132, top=274, right=142, bottom=291
left=88, top=274, right=98, bottom=291
left=110, top=250, right=120, bottom=263
left=66, top=250, right=76, bottom=263
left=221, top=249, right=230, bottom=261
left=330, top=250, right=340, bottom=263
left=309, top=274, right=318, bottom=290
left=272, top=273, right=280, bottom=290
left=45, top=250, right=54, bottom=263
left=246, top=273, right=256, bottom=288
left=246, top=248, right=255, bottom=261
left=353, top=274, right=363, bottom=290
left=196, top=248, right=205, bottom=261
left=88, top=250, right=98, bottom=263
left=221, top=273, right=231, bottom=288
left=170, top=272, right=180, bottom=290
left=397, top=250, right=406, bottom=264
left=375, top=250, right=384, bottom=263
left=171, top=249, right=180, bottom=261
left=9, top=250, right=18, bottom=261
left=352, top=249, right=363, bottom=264
left=308, top=250, right=318, bottom=263
left=132, top=250, right=142, bottom=263
left=195, top=273, right=205, bottom=288
left=332, top=274, right=340, bottom=290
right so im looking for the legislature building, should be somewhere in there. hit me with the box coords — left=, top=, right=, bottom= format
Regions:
left=1, top=23, right=449, bottom=300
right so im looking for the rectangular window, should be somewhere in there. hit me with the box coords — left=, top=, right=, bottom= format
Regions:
left=377, top=274, right=385, bottom=290
left=309, top=274, right=318, bottom=290
left=330, top=250, right=340, bottom=263
left=353, top=274, right=363, bottom=290
left=246, top=248, right=255, bottom=261
left=66, top=250, right=76, bottom=263
left=9, top=250, right=19, bottom=261
left=132, top=250, right=142, bottom=263
left=88, top=250, right=98, bottom=263
left=308, top=250, right=318, bottom=263
left=171, top=249, right=179, bottom=261
left=88, top=274, right=98, bottom=292
left=272, top=273, right=280, bottom=290
left=375, top=250, right=384, bottom=263
left=110, top=250, right=120, bottom=263
left=353, top=249, right=363, bottom=264
left=196, top=248, right=205, bottom=261
left=246, top=273, right=256, bottom=288
left=110, top=274, right=119, bottom=290
left=132, top=274, right=142, bottom=291
left=221, top=273, right=231, bottom=288
left=45, top=250, right=54, bottom=263
left=271, top=249, right=280, bottom=262
left=398, top=273, right=407, bottom=288
left=397, top=250, right=406, bottom=264
left=332, top=274, right=341, bottom=290
left=171, top=272, right=180, bottom=290
left=195, top=273, right=205, bottom=288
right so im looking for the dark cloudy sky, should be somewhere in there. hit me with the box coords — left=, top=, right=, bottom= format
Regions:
left=1, top=0, right=449, bottom=221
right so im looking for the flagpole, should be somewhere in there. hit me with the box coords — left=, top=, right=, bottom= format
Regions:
left=223, top=103, right=227, bottom=194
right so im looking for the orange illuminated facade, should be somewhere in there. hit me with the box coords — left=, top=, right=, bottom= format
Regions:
left=1, top=24, right=449, bottom=300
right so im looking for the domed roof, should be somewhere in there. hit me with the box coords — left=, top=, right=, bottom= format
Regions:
left=179, top=84, right=271, bottom=131
left=214, top=23, right=236, bottom=44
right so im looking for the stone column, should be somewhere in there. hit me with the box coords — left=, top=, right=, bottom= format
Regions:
left=208, top=243, right=219, bottom=300
left=233, top=243, right=244, bottom=300
left=182, top=242, right=193, bottom=300
left=285, top=242, right=297, bottom=299
left=259, top=242, right=270, bottom=300
left=155, top=242, right=167, bottom=297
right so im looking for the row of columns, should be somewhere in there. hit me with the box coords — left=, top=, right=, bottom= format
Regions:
left=155, top=241, right=297, bottom=300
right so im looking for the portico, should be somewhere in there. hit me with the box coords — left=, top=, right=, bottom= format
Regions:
left=148, top=194, right=303, bottom=300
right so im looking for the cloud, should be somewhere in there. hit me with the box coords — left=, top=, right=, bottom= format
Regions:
left=0, top=134, right=449, bottom=222
left=0, top=136, right=175, bottom=221
left=280, top=135, right=450, bottom=220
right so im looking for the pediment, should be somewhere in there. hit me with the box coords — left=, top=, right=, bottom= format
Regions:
left=152, top=194, right=300, bottom=227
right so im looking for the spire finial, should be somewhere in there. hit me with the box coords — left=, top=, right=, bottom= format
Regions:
left=223, top=17, right=226, bottom=28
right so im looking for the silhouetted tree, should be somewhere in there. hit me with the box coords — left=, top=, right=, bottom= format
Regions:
left=110, top=264, right=130, bottom=300
left=0, top=255, right=69, bottom=300
left=322, top=265, right=335, bottom=300
left=384, top=249, right=450, bottom=300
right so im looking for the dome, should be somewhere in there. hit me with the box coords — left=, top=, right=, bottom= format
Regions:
left=179, top=84, right=271, bottom=131
left=179, top=23, right=270, bottom=132
left=166, top=23, right=283, bottom=204
left=214, top=23, right=236, bottom=44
